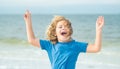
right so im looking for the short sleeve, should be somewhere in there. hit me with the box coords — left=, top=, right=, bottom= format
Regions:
left=39, top=39, right=52, bottom=51
left=76, top=41, right=88, bottom=53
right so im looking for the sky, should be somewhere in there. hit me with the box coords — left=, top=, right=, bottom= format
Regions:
left=0, top=0, right=120, bottom=14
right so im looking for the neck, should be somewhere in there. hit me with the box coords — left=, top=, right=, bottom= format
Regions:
left=58, top=36, right=72, bottom=42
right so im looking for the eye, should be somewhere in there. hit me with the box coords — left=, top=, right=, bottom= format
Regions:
left=65, top=25, right=69, bottom=28
left=58, top=26, right=62, bottom=28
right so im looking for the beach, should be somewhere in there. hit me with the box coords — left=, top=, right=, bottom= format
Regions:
left=0, top=14, right=120, bottom=69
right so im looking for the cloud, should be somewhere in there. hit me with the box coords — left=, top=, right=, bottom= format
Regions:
left=0, top=0, right=120, bottom=7
left=0, top=0, right=120, bottom=14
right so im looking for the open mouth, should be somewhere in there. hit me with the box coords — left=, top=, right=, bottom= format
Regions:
left=61, top=32, right=67, bottom=35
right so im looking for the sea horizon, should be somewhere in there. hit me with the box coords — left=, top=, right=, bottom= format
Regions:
left=0, top=14, right=120, bottom=69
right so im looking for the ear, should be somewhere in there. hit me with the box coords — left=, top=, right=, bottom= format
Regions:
left=54, top=30, right=57, bottom=37
left=54, top=34, right=57, bottom=37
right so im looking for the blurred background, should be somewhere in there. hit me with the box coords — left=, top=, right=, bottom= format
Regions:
left=0, top=0, right=120, bottom=69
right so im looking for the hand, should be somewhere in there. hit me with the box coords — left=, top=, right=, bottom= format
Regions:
left=24, top=10, right=31, bottom=23
left=96, top=16, right=104, bottom=31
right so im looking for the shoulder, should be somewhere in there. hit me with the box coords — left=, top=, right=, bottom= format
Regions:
left=40, top=39, right=51, bottom=44
left=73, top=40, right=88, bottom=45
left=73, top=40, right=88, bottom=52
left=40, top=39, right=53, bottom=50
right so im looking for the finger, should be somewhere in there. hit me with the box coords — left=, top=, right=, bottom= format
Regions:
left=97, top=16, right=101, bottom=25
left=100, top=16, right=104, bottom=28
left=24, top=10, right=30, bottom=15
left=99, top=16, right=103, bottom=23
left=99, top=16, right=104, bottom=24
left=27, top=10, right=31, bottom=14
left=100, top=16, right=104, bottom=25
left=102, top=16, right=104, bottom=24
left=24, top=14, right=27, bottom=18
left=24, top=11, right=28, bottom=18
left=99, top=23, right=104, bottom=29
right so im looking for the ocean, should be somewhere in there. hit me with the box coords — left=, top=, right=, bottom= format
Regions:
left=0, top=14, right=120, bottom=69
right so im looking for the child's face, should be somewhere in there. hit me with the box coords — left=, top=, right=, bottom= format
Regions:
left=56, top=20, right=72, bottom=42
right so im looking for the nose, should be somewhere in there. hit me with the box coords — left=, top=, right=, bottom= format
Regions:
left=62, top=26, right=65, bottom=30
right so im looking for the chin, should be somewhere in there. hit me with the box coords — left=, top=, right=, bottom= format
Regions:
left=58, top=36, right=71, bottom=42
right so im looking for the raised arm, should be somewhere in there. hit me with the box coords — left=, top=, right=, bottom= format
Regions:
left=24, top=10, right=40, bottom=48
left=87, top=16, right=104, bottom=53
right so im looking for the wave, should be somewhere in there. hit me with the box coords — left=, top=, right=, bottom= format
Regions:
left=0, top=37, right=28, bottom=45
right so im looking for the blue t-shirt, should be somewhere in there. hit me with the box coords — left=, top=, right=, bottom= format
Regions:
left=40, top=39, right=88, bottom=69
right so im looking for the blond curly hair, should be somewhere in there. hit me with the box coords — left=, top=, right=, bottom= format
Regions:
left=46, top=16, right=73, bottom=44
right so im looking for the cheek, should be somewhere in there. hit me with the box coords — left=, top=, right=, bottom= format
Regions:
left=55, top=29, right=60, bottom=35
left=67, top=29, right=72, bottom=35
